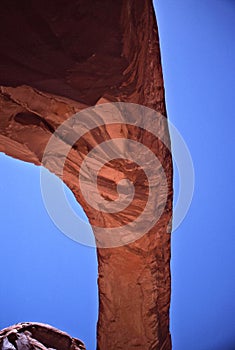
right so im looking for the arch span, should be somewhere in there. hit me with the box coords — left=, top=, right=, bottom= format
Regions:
left=0, top=1, right=173, bottom=349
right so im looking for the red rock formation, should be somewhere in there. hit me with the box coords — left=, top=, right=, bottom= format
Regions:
left=0, top=1, right=173, bottom=349
left=0, top=322, right=85, bottom=349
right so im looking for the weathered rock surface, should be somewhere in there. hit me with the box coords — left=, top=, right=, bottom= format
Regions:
left=0, top=323, right=85, bottom=350
left=0, top=1, right=173, bottom=349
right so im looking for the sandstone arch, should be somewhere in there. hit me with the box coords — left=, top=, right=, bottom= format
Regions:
left=0, top=1, right=173, bottom=349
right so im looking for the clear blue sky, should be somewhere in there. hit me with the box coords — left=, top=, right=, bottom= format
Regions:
left=0, top=1, right=235, bottom=349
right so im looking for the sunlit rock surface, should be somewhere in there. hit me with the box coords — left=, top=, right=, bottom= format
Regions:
left=0, top=1, right=173, bottom=349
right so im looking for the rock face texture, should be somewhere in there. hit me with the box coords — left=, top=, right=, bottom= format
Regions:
left=0, top=1, right=173, bottom=350
left=0, top=323, right=85, bottom=350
